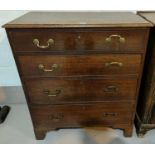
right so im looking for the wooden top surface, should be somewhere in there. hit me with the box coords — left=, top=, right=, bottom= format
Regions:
left=3, top=11, right=152, bottom=28
left=138, top=12, right=155, bottom=25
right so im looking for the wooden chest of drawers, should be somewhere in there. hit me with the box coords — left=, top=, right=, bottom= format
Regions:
left=3, top=12, right=151, bottom=139
left=135, top=12, right=155, bottom=137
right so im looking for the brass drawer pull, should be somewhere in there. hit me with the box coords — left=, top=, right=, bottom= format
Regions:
left=104, top=85, right=118, bottom=92
left=102, top=112, right=118, bottom=117
left=105, top=62, right=123, bottom=67
left=105, top=34, right=125, bottom=43
left=33, top=38, right=54, bottom=49
left=43, top=89, right=61, bottom=97
left=38, top=64, right=58, bottom=72
left=49, top=113, right=64, bottom=122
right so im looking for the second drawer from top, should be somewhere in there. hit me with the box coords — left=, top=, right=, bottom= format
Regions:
left=18, top=54, right=141, bottom=77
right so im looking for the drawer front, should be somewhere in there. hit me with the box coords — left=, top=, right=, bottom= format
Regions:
left=30, top=103, right=133, bottom=128
left=24, top=78, right=138, bottom=104
left=18, top=54, right=141, bottom=77
left=9, top=28, right=147, bottom=52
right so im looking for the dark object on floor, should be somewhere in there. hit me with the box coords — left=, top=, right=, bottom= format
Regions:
left=0, top=106, right=10, bottom=124
left=136, top=11, right=155, bottom=137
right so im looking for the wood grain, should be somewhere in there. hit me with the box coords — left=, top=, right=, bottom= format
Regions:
left=136, top=12, right=155, bottom=136
left=8, top=28, right=148, bottom=52
left=30, top=103, right=134, bottom=128
left=17, top=54, right=141, bottom=77
left=4, top=12, right=151, bottom=139
left=24, top=77, right=138, bottom=104
left=3, top=12, right=152, bottom=28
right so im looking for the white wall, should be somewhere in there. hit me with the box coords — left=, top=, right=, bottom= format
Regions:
left=0, top=11, right=28, bottom=86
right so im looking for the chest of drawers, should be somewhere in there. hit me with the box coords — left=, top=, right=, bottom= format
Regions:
left=3, top=12, right=151, bottom=139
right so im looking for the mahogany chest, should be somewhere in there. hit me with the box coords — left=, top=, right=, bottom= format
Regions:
left=3, top=12, right=151, bottom=139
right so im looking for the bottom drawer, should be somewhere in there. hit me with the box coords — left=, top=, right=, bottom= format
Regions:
left=30, top=102, right=134, bottom=129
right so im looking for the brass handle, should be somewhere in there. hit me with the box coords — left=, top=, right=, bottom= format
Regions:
left=38, top=64, right=58, bottom=72
left=43, top=89, right=61, bottom=97
left=102, top=113, right=118, bottom=117
left=105, top=62, right=123, bottom=67
left=104, top=86, right=118, bottom=92
left=105, top=34, right=125, bottom=43
left=49, top=113, right=64, bottom=122
left=33, top=38, right=54, bottom=49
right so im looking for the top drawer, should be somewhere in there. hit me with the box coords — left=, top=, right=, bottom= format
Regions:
left=8, top=28, right=148, bottom=53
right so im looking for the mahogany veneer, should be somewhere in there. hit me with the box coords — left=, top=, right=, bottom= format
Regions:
left=3, top=12, right=152, bottom=139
